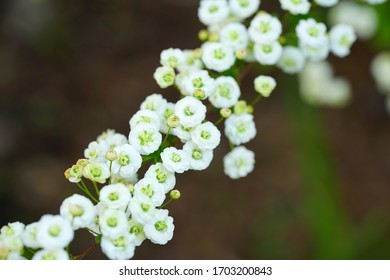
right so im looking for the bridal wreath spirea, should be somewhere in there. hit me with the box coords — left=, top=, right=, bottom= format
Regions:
left=1, top=0, right=387, bottom=260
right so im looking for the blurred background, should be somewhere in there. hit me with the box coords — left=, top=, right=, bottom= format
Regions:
left=0, top=0, right=390, bottom=259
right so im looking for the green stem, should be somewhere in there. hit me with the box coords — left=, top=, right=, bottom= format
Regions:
left=109, top=161, right=113, bottom=184
left=250, top=94, right=262, bottom=106
left=92, top=181, right=100, bottom=197
left=162, top=128, right=171, bottom=146
left=158, top=198, right=173, bottom=209
left=214, top=116, right=224, bottom=126
left=77, top=181, right=98, bottom=203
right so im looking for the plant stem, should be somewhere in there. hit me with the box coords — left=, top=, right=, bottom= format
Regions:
left=73, top=243, right=98, bottom=260
left=92, top=181, right=100, bottom=197
left=158, top=198, right=173, bottom=209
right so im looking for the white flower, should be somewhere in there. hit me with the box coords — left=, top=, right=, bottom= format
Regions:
left=128, top=124, right=162, bottom=155
left=229, top=0, right=260, bottom=19
left=225, top=113, right=256, bottom=145
left=296, top=18, right=327, bottom=47
left=129, top=194, right=157, bottom=225
left=2, top=236, right=23, bottom=253
left=279, top=0, right=311, bottom=15
left=153, top=66, right=175, bottom=89
left=161, top=147, right=191, bottom=173
left=328, top=1, right=377, bottom=40
left=128, top=219, right=146, bottom=246
left=159, top=102, right=176, bottom=134
left=183, top=141, right=214, bottom=171
left=254, top=75, right=276, bottom=97
left=111, top=172, right=138, bottom=186
left=223, top=146, right=255, bottom=179
left=83, top=162, right=110, bottom=184
left=67, top=164, right=83, bottom=183
left=299, top=61, right=351, bottom=107
left=277, top=46, right=306, bottom=74
left=140, top=94, right=168, bottom=117
left=191, top=121, right=221, bottom=150
left=7, top=251, right=26, bottom=260
left=329, top=24, right=357, bottom=58
left=198, top=0, right=229, bottom=26
left=32, top=249, right=69, bottom=260
left=1, top=222, right=24, bottom=238
left=36, top=214, right=74, bottom=250
left=174, top=96, right=207, bottom=128
left=84, top=141, right=109, bottom=162
left=100, top=183, right=131, bottom=210
left=249, top=13, right=282, bottom=45
left=112, top=144, right=142, bottom=178
left=97, top=129, right=128, bottom=150
left=202, top=42, right=236, bottom=72
left=314, top=0, right=338, bottom=7
left=99, top=209, right=129, bottom=239
left=144, top=163, right=176, bottom=193
left=129, top=109, right=161, bottom=129
left=144, top=209, right=174, bottom=245
left=101, top=233, right=136, bottom=260
left=60, top=194, right=96, bottom=230
left=160, top=48, right=185, bottom=68
left=21, top=222, right=40, bottom=249
left=134, top=178, right=165, bottom=207
left=177, top=50, right=204, bottom=73
left=181, top=70, right=215, bottom=98
left=300, top=41, right=329, bottom=61
left=371, top=51, right=390, bottom=94
left=220, top=22, right=249, bottom=51
left=209, top=76, right=241, bottom=108
left=253, top=41, right=283, bottom=65
left=172, top=125, right=193, bottom=143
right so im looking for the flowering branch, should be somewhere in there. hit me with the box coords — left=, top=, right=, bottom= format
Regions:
left=0, top=0, right=388, bottom=260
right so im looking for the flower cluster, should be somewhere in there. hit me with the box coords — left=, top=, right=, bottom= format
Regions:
left=1, top=0, right=388, bottom=260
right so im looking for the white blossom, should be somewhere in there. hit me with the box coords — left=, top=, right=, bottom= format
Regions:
left=60, top=194, right=96, bottom=230
left=1, top=222, right=24, bottom=238
left=249, top=13, right=282, bottom=45
left=100, top=183, right=132, bottom=210
left=279, top=0, right=311, bottom=15
left=202, top=42, right=236, bottom=72
left=36, top=214, right=74, bottom=250
left=181, top=70, right=215, bottom=98
left=21, top=222, right=40, bottom=249
left=253, top=41, right=283, bottom=65
left=198, top=0, right=229, bottom=26
left=191, top=121, right=221, bottom=150
left=140, top=94, right=168, bottom=118
left=160, top=147, right=191, bottom=173
left=134, top=178, right=166, bottom=207
left=219, top=22, right=249, bottom=51
left=144, top=163, right=176, bottom=193
left=183, top=141, right=214, bottom=171
left=254, top=75, right=276, bottom=97
left=371, top=51, right=390, bottom=94
left=209, top=76, right=241, bottom=108
left=128, top=219, right=146, bottom=247
left=129, top=109, right=161, bottom=130
left=97, top=130, right=128, bottom=150
left=277, top=46, right=306, bottom=74
left=101, top=233, right=136, bottom=260
left=32, top=249, right=69, bottom=260
left=229, top=0, right=260, bottom=19
left=174, top=96, right=207, bottom=128
left=223, top=146, right=255, bottom=179
left=160, top=48, right=185, bottom=68
left=112, top=144, right=142, bottom=178
left=329, top=24, right=357, bottom=58
left=225, top=113, right=257, bottom=145
left=83, top=162, right=110, bottom=184
left=99, top=209, right=129, bottom=239
left=177, top=50, right=204, bottom=73
left=84, top=141, right=109, bottom=163
left=144, top=209, right=174, bottom=245
left=129, top=124, right=162, bottom=155
left=172, top=125, right=193, bottom=143
left=300, top=41, right=329, bottom=61
left=296, top=18, right=327, bottom=47
left=129, top=194, right=157, bottom=225
left=153, top=66, right=175, bottom=89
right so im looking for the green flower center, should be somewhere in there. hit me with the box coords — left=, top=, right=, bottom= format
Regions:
left=49, top=225, right=61, bottom=237
left=259, top=22, right=270, bottom=33
left=156, top=169, right=167, bottom=183
left=68, top=204, right=84, bottom=217
left=141, top=184, right=155, bottom=198
left=184, top=106, right=194, bottom=116
left=130, top=225, right=140, bottom=235
left=239, top=0, right=249, bottom=7
left=219, top=84, right=231, bottom=98
left=193, top=77, right=203, bottom=88
left=118, top=153, right=130, bottom=166
left=308, top=26, right=319, bottom=37
left=3, top=226, right=15, bottom=236
left=192, top=149, right=203, bottom=160
left=209, top=5, right=218, bottom=13
left=107, top=217, right=118, bottom=227
left=155, top=221, right=168, bottom=231
left=262, top=45, right=272, bottom=53
left=201, top=130, right=210, bottom=139
left=170, top=153, right=182, bottom=163
left=113, top=236, right=126, bottom=247
left=141, top=203, right=150, bottom=212
left=139, top=131, right=154, bottom=145
left=109, top=192, right=119, bottom=201
left=213, top=48, right=226, bottom=60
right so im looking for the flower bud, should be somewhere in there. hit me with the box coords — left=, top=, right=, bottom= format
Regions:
left=234, top=100, right=248, bottom=115
left=167, top=114, right=180, bottom=128
left=193, top=48, right=203, bottom=59
left=193, top=88, right=206, bottom=100
left=170, top=190, right=181, bottom=200
left=235, top=49, right=247, bottom=60
left=64, top=168, right=71, bottom=180
left=254, top=75, right=277, bottom=97
left=278, top=36, right=286, bottom=45
left=105, top=149, right=118, bottom=161
left=247, top=105, right=254, bottom=114
left=220, top=108, right=232, bottom=118
left=77, top=159, right=89, bottom=167
left=198, top=29, right=208, bottom=42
